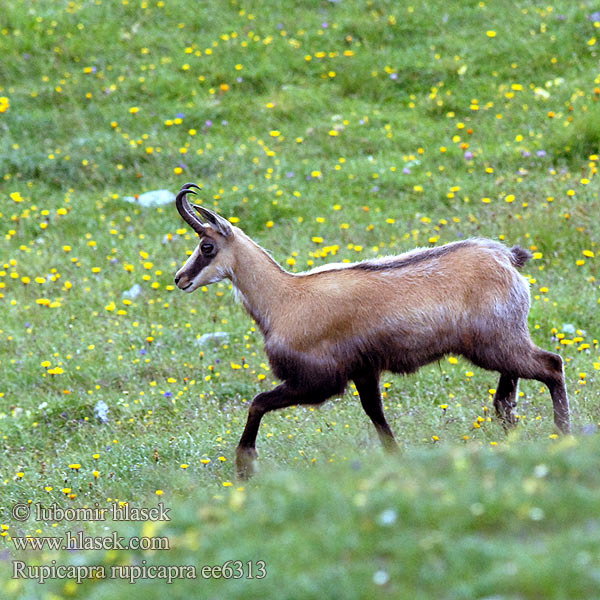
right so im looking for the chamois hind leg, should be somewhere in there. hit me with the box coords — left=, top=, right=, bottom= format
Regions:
left=525, top=347, right=570, bottom=433
left=498, top=345, right=570, bottom=433
left=493, top=374, right=519, bottom=430
left=476, top=344, right=569, bottom=434
left=353, top=370, right=398, bottom=452
left=236, top=381, right=341, bottom=479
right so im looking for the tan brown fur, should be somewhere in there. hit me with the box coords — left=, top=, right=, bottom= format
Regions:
left=173, top=184, right=570, bottom=479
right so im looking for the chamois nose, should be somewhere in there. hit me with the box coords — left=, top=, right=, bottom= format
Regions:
left=175, top=273, right=192, bottom=290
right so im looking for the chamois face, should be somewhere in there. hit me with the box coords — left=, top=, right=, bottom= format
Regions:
left=174, top=183, right=234, bottom=293
left=175, top=230, right=233, bottom=292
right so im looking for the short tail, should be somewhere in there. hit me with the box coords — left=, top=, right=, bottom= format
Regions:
left=509, top=245, right=532, bottom=268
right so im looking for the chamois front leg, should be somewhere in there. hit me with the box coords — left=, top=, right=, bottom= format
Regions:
left=236, top=381, right=341, bottom=479
left=353, top=370, right=398, bottom=452
left=493, top=374, right=519, bottom=430
left=235, top=384, right=300, bottom=479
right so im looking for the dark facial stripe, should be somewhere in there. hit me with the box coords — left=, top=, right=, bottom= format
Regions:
left=185, top=249, right=215, bottom=279
left=347, top=241, right=472, bottom=272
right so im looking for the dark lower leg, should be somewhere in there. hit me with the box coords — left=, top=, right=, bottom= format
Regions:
left=236, top=384, right=298, bottom=479
left=533, top=349, right=570, bottom=434
left=493, top=374, right=519, bottom=429
left=515, top=348, right=570, bottom=434
left=354, top=371, right=398, bottom=451
left=236, top=381, right=341, bottom=479
left=547, top=376, right=570, bottom=433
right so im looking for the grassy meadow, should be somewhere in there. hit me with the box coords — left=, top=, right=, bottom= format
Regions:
left=1, top=0, right=600, bottom=597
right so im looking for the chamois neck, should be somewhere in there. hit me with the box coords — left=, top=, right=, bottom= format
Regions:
left=229, top=230, right=292, bottom=334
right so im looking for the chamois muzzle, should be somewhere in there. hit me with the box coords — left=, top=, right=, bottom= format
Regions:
left=175, top=183, right=205, bottom=235
left=174, top=273, right=193, bottom=290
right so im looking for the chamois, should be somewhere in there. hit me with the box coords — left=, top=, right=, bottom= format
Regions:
left=174, top=183, right=570, bottom=479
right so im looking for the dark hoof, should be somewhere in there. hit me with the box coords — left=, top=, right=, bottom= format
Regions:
left=382, top=437, right=400, bottom=453
left=236, top=447, right=258, bottom=480
left=495, top=406, right=517, bottom=431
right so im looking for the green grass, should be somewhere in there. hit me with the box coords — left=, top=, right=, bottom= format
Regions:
left=6, top=439, right=600, bottom=599
left=1, top=0, right=600, bottom=597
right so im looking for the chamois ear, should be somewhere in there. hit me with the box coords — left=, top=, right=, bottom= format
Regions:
left=193, top=205, right=233, bottom=238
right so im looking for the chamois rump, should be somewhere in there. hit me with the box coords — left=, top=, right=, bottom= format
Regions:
left=173, top=183, right=569, bottom=479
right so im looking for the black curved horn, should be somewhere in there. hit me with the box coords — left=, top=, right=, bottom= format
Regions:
left=175, top=184, right=205, bottom=235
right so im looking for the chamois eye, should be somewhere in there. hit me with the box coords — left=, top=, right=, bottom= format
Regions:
left=200, top=242, right=215, bottom=255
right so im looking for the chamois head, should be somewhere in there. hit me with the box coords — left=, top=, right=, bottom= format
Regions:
left=174, top=183, right=235, bottom=292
